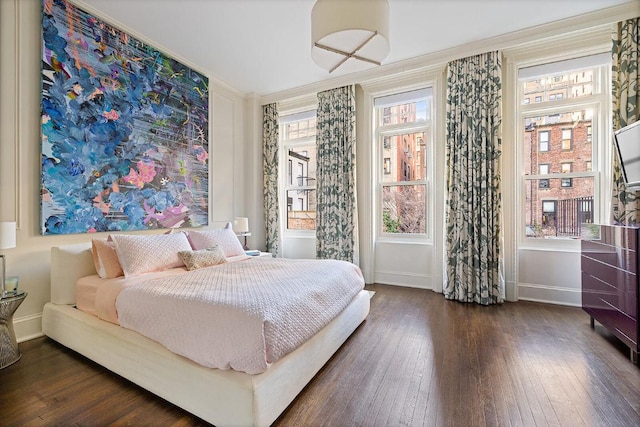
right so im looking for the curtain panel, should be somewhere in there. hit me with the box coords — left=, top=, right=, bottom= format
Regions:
left=611, top=17, right=640, bottom=225
left=263, top=103, right=280, bottom=256
left=444, top=51, right=504, bottom=305
left=315, top=86, right=357, bottom=262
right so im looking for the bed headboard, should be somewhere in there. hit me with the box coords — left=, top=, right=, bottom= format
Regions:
left=50, top=243, right=95, bottom=305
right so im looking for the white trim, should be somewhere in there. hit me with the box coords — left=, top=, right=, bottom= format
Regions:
left=261, top=1, right=638, bottom=104
left=518, top=52, right=611, bottom=79
left=373, top=87, right=433, bottom=108
left=280, top=109, right=317, bottom=124
left=517, top=282, right=582, bottom=307
left=14, top=312, right=44, bottom=343
left=374, top=270, right=433, bottom=289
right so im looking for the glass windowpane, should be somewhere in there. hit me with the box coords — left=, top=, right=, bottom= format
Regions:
left=382, top=185, right=426, bottom=234
left=286, top=189, right=316, bottom=230
left=381, top=132, right=426, bottom=183
left=522, top=69, right=594, bottom=105
left=524, top=177, right=594, bottom=238
left=523, top=110, right=592, bottom=176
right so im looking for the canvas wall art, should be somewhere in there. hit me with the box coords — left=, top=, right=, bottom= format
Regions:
left=40, top=0, right=209, bottom=235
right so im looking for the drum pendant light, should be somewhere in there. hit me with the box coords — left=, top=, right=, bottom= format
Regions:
left=311, top=0, right=390, bottom=73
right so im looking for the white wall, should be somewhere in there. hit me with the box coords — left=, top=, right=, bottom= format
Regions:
left=0, top=0, right=249, bottom=341
left=261, top=3, right=638, bottom=300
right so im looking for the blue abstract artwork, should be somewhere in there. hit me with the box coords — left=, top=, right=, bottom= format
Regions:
left=40, top=0, right=209, bottom=235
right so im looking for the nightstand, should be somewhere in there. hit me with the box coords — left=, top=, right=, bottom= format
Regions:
left=0, top=291, right=27, bottom=369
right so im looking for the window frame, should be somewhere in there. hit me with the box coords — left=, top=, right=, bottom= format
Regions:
left=374, top=87, right=433, bottom=240
left=516, top=53, right=610, bottom=245
left=279, top=109, right=318, bottom=235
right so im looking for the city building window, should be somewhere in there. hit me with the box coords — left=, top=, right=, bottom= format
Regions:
left=520, top=53, right=608, bottom=239
left=535, top=96, right=542, bottom=103
left=280, top=110, right=317, bottom=231
left=524, top=98, right=530, bottom=105
left=561, top=178, right=573, bottom=188
left=539, top=131, right=549, bottom=151
left=375, top=88, right=431, bottom=235
left=562, top=128, right=572, bottom=150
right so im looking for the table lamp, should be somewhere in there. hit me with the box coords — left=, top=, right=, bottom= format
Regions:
left=0, top=222, right=17, bottom=298
left=233, top=217, right=250, bottom=250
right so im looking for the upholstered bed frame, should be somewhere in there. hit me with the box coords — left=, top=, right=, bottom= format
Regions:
left=41, top=243, right=370, bottom=426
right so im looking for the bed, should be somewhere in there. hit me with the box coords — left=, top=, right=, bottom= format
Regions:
left=41, top=240, right=370, bottom=426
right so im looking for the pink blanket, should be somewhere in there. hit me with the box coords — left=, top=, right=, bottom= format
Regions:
left=113, top=257, right=364, bottom=374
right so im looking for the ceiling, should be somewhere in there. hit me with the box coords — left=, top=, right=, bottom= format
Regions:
left=79, top=0, right=631, bottom=96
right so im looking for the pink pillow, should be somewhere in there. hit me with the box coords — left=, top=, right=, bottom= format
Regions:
left=91, top=239, right=124, bottom=278
left=187, top=223, right=244, bottom=257
left=111, top=232, right=192, bottom=276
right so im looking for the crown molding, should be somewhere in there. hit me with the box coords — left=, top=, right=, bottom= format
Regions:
left=261, top=1, right=640, bottom=105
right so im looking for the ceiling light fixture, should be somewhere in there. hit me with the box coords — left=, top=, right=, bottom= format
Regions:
left=311, top=0, right=390, bottom=74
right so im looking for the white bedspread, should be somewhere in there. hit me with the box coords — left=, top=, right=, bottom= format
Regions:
left=114, top=257, right=364, bottom=374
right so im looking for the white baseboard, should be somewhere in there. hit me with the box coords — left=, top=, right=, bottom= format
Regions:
left=374, top=270, right=432, bottom=289
left=517, top=283, right=581, bottom=307
left=15, top=312, right=44, bottom=343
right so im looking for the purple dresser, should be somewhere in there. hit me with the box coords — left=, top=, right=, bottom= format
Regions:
left=581, top=224, right=639, bottom=363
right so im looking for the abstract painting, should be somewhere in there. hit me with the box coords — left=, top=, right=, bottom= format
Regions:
left=40, top=0, right=209, bottom=235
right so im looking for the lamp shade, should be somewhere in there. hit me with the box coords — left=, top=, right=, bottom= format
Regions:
left=311, top=0, right=389, bottom=73
left=0, top=222, right=16, bottom=250
left=233, top=217, right=249, bottom=233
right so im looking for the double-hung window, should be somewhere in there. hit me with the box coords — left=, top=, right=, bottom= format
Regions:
left=279, top=110, right=317, bottom=231
left=374, top=88, right=432, bottom=235
left=520, top=53, right=609, bottom=239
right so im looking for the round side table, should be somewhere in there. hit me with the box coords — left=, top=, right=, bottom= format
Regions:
left=0, top=291, right=27, bottom=369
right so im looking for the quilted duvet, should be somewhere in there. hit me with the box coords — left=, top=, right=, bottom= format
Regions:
left=115, top=257, right=365, bottom=374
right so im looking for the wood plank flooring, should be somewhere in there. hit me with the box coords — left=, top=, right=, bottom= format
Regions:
left=1, top=284, right=638, bottom=426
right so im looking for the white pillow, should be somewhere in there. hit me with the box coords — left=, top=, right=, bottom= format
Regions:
left=187, top=223, right=245, bottom=257
left=111, top=232, right=192, bottom=276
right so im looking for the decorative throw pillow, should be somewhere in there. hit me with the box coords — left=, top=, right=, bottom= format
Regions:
left=91, top=239, right=124, bottom=279
left=111, top=232, right=192, bottom=276
left=187, top=223, right=245, bottom=257
left=178, top=246, right=227, bottom=271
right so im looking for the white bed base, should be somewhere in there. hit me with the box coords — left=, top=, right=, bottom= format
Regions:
left=42, top=243, right=370, bottom=427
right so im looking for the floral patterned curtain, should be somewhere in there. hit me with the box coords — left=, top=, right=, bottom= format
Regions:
left=444, top=51, right=504, bottom=305
left=263, top=103, right=280, bottom=256
left=316, top=86, right=357, bottom=262
left=611, top=17, right=640, bottom=225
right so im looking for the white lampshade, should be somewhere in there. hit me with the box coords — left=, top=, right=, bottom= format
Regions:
left=0, top=222, right=16, bottom=250
left=311, top=0, right=389, bottom=73
left=233, top=217, right=249, bottom=233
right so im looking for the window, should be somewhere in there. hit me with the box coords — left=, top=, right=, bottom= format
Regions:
left=561, top=128, right=572, bottom=150
left=542, top=200, right=557, bottom=227
left=375, top=88, right=431, bottom=235
left=280, top=110, right=317, bottom=231
left=535, top=96, right=542, bottom=103
left=539, top=131, right=549, bottom=151
left=520, top=53, right=608, bottom=239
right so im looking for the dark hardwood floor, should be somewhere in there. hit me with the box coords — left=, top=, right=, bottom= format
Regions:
left=1, top=284, right=638, bottom=426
